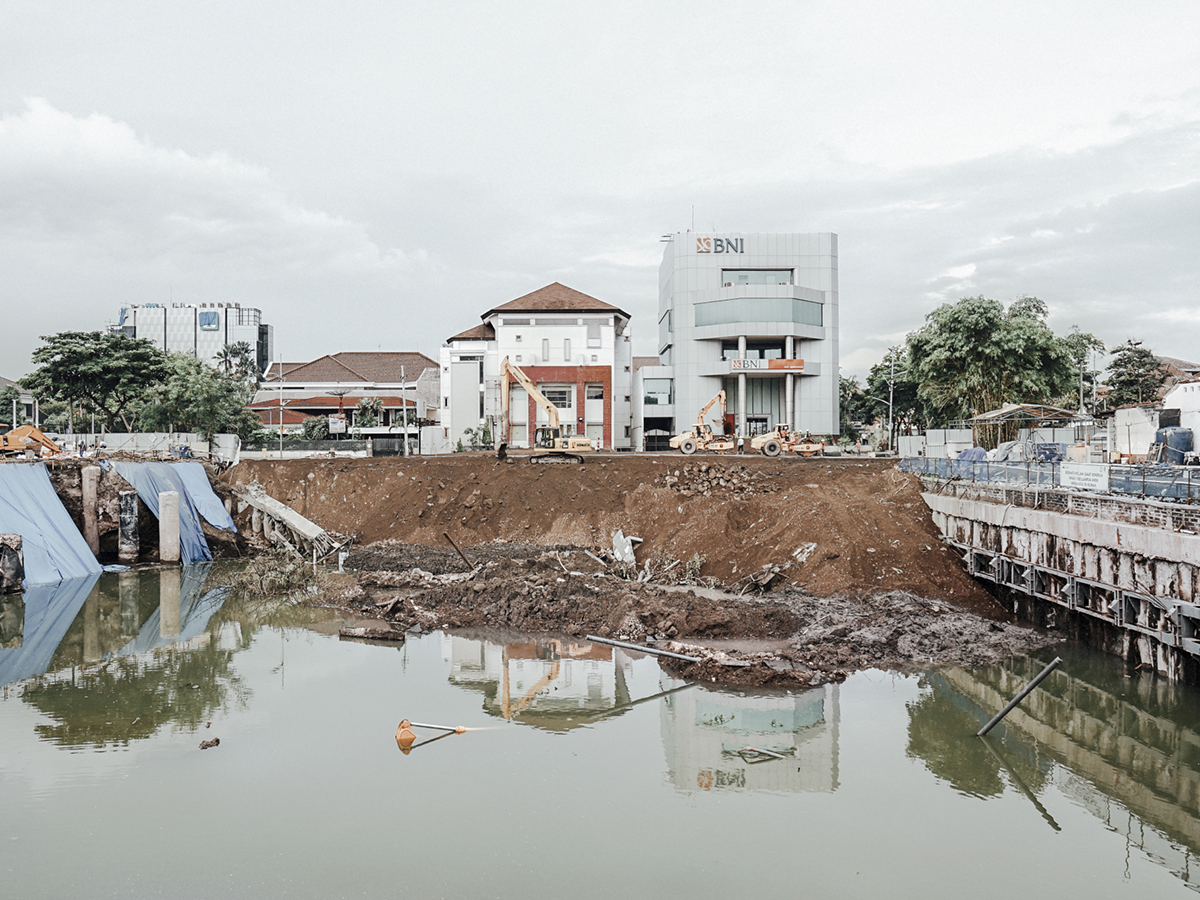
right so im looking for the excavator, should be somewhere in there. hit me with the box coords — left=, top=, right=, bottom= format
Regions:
left=670, top=389, right=735, bottom=455
left=499, top=357, right=594, bottom=464
left=0, top=425, right=62, bottom=458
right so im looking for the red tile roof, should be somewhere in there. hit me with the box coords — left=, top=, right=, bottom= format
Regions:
left=447, top=322, right=496, bottom=342
left=482, top=282, right=629, bottom=319
left=265, top=352, right=436, bottom=384
left=255, top=408, right=313, bottom=426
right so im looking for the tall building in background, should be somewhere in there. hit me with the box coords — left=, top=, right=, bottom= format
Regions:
left=115, top=303, right=274, bottom=373
left=635, top=232, right=839, bottom=449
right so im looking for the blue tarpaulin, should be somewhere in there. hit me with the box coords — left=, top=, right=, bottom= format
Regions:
left=0, top=463, right=103, bottom=584
left=112, top=462, right=237, bottom=566
left=0, top=574, right=99, bottom=686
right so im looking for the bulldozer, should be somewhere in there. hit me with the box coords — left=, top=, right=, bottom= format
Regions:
left=0, top=425, right=62, bottom=458
left=670, top=389, right=735, bottom=455
left=499, top=357, right=594, bottom=464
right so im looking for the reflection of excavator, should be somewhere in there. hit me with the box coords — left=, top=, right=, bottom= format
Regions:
left=499, top=356, right=594, bottom=464
left=0, top=425, right=62, bottom=458
left=670, top=389, right=735, bottom=455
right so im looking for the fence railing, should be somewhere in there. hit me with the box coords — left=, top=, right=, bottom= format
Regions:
left=900, top=457, right=1200, bottom=502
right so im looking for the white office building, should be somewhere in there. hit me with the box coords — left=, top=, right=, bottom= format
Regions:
left=440, top=283, right=634, bottom=450
left=636, top=232, right=839, bottom=449
left=115, top=302, right=274, bottom=372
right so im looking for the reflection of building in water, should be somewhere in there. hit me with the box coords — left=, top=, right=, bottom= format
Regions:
left=444, top=634, right=634, bottom=730
left=926, top=657, right=1200, bottom=890
left=661, top=684, right=839, bottom=793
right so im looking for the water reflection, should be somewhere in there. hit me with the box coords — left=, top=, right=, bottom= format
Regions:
left=909, top=650, right=1200, bottom=891
left=661, top=684, right=839, bottom=793
left=444, top=630, right=841, bottom=794
left=444, top=631, right=635, bottom=730
left=0, top=565, right=257, bottom=748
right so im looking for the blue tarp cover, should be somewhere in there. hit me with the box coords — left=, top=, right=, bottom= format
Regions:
left=112, top=462, right=237, bottom=566
left=0, top=463, right=103, bottom=584
left=0, top=574, right=99, bottom=686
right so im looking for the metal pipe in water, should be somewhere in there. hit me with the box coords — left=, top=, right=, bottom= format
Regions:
left=976, top=657, right=1062, bottom=737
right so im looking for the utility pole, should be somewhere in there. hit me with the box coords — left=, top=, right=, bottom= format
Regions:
left=401, top=365, right=408, bottom=457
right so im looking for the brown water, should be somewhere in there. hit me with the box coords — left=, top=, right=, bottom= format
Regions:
left=2, top=565, right=1200, bottom=898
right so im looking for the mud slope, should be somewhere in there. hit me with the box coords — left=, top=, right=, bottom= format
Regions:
left=226, top=454, right=988, bottom=607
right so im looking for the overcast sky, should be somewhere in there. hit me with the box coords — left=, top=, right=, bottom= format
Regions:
left=2, top=1, right=1198, bottom=380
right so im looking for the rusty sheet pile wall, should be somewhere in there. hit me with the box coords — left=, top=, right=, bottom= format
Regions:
left=923, top=484, right=1200, bottom=682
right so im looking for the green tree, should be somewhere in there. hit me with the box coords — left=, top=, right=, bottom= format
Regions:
left=1105, top=340, right=1167, bottom=408
left=353, top=396, right=382, bottom=428
left=839, top=376, right=868, bottom=435
left=907, top=296, right=1073, bottom=446
left=23, top=331, right=169, bottom=432
left=139, top=353, right=259, bottom=441
left=301, top=415, right=330, bottom=440
left=0, top=383, right=24, bottom=426
left=1060, top=327, right=1105, bottom=412
left=863, top=347, right=927, bottom=449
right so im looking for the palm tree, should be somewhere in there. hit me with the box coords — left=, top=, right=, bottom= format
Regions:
left=213, top=345, right=236, bottom=374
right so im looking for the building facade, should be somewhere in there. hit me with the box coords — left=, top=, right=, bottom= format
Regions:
left=441, top=283, right=634, bottom=450
left=636, top=232, right=839, bottom=448
left=252, top=352, right=439, bottom=449
left=116, top=303, right=274, bottom=372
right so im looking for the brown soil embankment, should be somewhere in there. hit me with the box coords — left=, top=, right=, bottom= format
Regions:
left=225, top=454, right=989, bottom=609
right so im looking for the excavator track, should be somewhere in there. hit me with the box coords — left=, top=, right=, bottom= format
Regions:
left=530, top=453, right=585, bottom=465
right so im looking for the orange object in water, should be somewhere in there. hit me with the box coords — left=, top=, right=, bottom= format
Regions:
left=395, top=719, right=417, bottom=754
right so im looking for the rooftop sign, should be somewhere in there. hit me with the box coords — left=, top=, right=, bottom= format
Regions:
left=696, top=237, right=744, bottom=254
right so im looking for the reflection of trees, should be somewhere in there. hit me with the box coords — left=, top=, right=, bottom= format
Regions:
left=906, top=671, right=1047, bottom=799
left=18, top=561, right=327, bottom=749
left=23, top=637, right=249, bottom=747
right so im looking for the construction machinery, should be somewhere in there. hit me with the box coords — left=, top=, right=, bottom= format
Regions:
left=0, top=425, right=62, bottom=458
left=669, top=389, right=735, bottom=455
left=749, top=424, right=797, bottom=458
left=499, top=357, right=594, bottom=463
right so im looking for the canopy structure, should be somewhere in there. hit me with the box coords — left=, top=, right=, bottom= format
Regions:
left=967, top=403, right=1090, bottom=425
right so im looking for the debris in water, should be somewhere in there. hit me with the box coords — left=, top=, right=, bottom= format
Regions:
left=199, top=738, right=220, bottom=750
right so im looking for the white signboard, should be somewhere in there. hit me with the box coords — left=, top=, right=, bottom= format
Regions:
left=1060, top=462, right=1109, bottom=493
left=328, top=414, right=347, bottom=435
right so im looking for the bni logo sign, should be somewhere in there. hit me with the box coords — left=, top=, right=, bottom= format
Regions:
left=696, top=237, right=744, bottom=253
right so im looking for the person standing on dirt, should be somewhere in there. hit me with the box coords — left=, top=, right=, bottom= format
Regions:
left=737, top=435, right=744, bottom=455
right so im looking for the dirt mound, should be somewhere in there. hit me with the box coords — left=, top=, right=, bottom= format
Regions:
left=325, top=542, right=1051, bottom=688
left=226, top=454, right=990, bottom=610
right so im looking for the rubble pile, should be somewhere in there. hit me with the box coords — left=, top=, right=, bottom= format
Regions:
left=659, top=462, right=777, bottom=498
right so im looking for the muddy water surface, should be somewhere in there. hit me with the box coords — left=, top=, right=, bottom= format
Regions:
left=2, top=566, right=1199, bottom=898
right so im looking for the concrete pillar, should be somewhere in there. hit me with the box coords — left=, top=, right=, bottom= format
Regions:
left=252, top=507, right=263, bottom=535
left=158, top=491, right=180, bottom=564
left=785, top=336, right=795, bottom=428
left=82, top=581, right=100, bottom=663
left=263, top=516, right=274, bottom=541
left=159, top=567, right=181, bottom=638
left=118, top=491, right=139, bottom=563
left=82, top=465, right=101, bottom=557
left=0, top=534, right=23, bottom=594
left=119, top=569, right=139, bottom=638
left=737, top=335, right=747, bottom=438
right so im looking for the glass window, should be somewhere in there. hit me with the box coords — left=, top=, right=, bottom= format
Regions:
left=587, top=321, right=602, bottom=348
left=696, top=297, right=823, bottom=328
left=542, top=386, right=572, bottom=407
left=721, top=269, right=793, bottom=286
left=564, top=338, right=571, bottom=360
left=643, top=378, right=673, bottom=405
left=542, top=339, right=550, bottom=361
left=586, top=384, right=604, bottom=400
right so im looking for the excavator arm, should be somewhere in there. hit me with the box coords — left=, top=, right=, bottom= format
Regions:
left=500, top=356, right=561, bottom=435
left=696, top=389, right=727, bottom=432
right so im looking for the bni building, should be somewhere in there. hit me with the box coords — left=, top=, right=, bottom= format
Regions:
left=636, top=232, right=839, bottom=448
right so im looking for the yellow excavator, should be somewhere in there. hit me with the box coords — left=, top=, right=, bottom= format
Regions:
left=670, top=389, right=735, bottom=455
left=499, top=357, right=594, bottom=464
left=0, top=425, right=62, bottom=458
